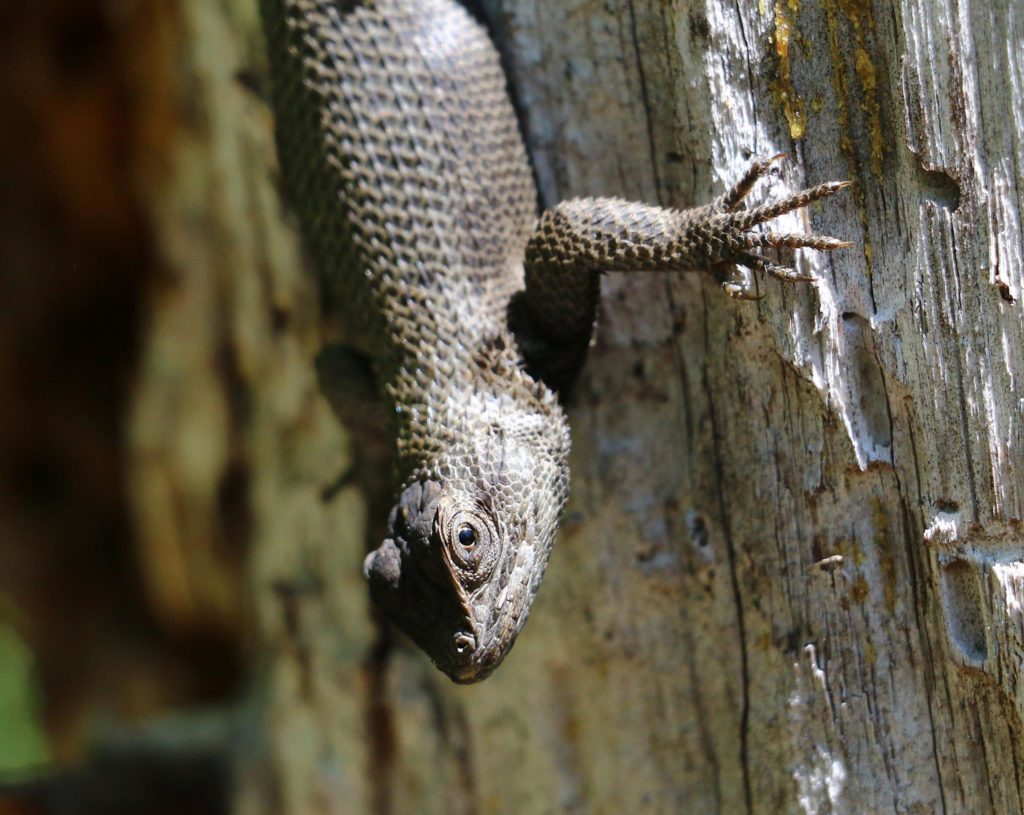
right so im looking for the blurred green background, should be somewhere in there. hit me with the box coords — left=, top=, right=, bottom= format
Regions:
left=0, top=619, right=49, bottom=773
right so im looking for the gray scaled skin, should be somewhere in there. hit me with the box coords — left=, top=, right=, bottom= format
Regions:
left=260, top=0, right=851, bottom=683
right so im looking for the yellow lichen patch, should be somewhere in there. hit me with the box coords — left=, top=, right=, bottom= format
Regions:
left=823, top=0, right=875, bottom=274
left=854, top=47, right=885, bottom=176
left=771, top=0, right=807, bottom=139
left=823, top=3, right=853, bottom=156
left=850, top=575, right=870, bottom=604
left=826, top=0, right=885, bottom=179
left=872, top=497, right=897, bottom=614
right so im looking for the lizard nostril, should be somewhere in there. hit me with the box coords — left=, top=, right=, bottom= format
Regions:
left=452, top=632, right=476, bottom=658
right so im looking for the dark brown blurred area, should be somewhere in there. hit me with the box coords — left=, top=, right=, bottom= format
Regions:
left=0, top=0, right=243, bottom=766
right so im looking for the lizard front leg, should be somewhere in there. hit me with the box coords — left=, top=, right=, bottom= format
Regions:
left=514, top=156, right=851, bottom=388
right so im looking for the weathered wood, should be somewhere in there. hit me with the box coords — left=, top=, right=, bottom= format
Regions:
left=473, top=1, right=1024, bottom=812
left=127, top=0, right=1024, bottom=812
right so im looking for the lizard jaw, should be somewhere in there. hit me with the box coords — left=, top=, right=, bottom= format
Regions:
left=363, top=540, right=527, bottom=684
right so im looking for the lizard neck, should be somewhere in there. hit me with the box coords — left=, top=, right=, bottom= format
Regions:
left=386, top=330, right=568, bottom=488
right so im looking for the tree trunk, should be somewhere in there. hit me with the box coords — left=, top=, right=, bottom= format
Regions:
left=127, top=0, right=1024, bottom=812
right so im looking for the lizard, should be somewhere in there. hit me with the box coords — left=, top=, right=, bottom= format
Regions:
left=259, top=0, right=851, bottom=683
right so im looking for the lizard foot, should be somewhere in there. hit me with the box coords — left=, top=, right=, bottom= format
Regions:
left=713, top=159, right=852, bottom=299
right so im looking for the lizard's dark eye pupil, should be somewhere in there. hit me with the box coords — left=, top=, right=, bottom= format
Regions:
left=458, top=526, right=476, bottom=547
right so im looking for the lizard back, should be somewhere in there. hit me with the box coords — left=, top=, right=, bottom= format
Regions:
left=262, top=0, right=538, bottom=370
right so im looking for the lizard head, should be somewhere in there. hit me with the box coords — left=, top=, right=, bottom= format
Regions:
left=363, top=415, right=569, bottom=683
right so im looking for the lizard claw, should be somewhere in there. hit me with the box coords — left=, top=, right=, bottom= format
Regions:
left=763, top=261, right=816, bottom=284
left=746, top=231, right=853, bottom=251
left=735, top=179, right=853, bottom=230
left=734, top=251, right=817, bottom=286
left=716, top=264, right=766, bottom=299
left=721, top=279, right=765, bottom=300
left=715, top=153, right=789, bottom=213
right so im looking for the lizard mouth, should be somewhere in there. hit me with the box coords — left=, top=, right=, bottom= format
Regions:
left=446, top=650, right=499, bottom=684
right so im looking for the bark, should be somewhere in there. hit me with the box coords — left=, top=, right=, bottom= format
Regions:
left=125, top=0, right=1024, bottom=813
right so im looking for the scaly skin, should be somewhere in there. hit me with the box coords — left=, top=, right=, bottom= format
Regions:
left=260, top=0, right=849, bottom=682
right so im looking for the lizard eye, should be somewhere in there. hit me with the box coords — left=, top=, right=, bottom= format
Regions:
left=440, top=508, right=499, bottom=583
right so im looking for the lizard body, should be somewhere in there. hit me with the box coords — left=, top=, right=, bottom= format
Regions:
left=260, top=0, right=849, bottom=682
